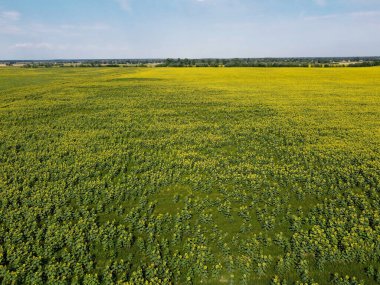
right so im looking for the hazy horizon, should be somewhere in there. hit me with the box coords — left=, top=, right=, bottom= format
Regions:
left=1, top=0, right=380, bottom=60
left=2, top=56, right=380, bottom=62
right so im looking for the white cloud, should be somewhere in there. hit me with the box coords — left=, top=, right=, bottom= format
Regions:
left=11, top=42, right=130, bottom=52
left=314, top=0, right=327, bottom=6
left=0, top=10, right=21, bottom=34
left=304, top=10, right=380, bottom=21
left=0, top=25, right=21, bottom=34
left=59, top=23, right=110, bottom=32
left=0, top=21, right=110, bottom=36
left=0, top=10, right=21, bottom=21
left=12, top=42, right=62, bottom=50
left=115, top=0, right=131, bottom=11
left=7, top=42, right=132, bottom=59
left=350, top=11, right=380, bottom=17
left=304, top=14, right=338, bottom=20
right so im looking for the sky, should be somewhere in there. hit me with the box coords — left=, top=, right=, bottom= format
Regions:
left=0, top=0, right=379, bottom=59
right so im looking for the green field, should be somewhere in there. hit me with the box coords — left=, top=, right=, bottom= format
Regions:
left=1, top=67, right=380, bottom=285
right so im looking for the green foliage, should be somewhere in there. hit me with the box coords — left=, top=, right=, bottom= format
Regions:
left=0, top=67, right=379, bottom=284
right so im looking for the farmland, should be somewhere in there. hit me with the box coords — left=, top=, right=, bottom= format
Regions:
left=0, top=67, right=380, bottom=284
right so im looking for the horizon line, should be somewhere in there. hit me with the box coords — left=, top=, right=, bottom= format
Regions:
left=1, top=56, right=380, bottom=62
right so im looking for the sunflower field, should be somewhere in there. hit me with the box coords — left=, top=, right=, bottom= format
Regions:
left=0, top=67, right=379, bottom=284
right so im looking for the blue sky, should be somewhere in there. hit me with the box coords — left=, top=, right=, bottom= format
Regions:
left=0, top=0, right=379, bottom=59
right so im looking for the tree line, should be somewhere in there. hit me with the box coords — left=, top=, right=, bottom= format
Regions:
left=1, top=57, right=380, bottom=68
